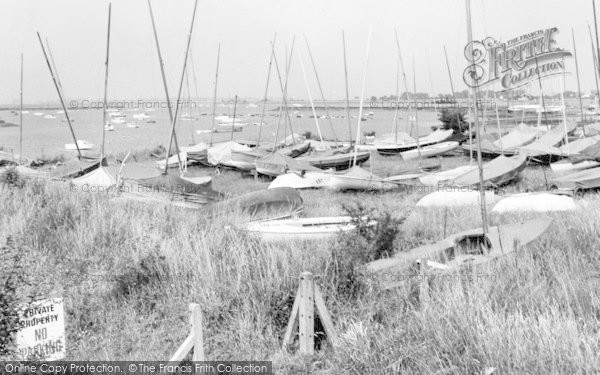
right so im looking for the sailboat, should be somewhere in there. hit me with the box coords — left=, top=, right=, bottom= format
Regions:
left=72, top=3, right=116, bottom=190
left=365, top=218, right=553, bottom=290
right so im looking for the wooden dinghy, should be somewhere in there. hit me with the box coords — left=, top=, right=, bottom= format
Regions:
left=419, top=165, right=477, bottom=186
left=376, top=129, right=453, bottom=156
left=400, top=141, right=459, bottom=161
left=300, top=150, right=370, bottom=171
left=255, top=152, right=322, bottom=177
left=212, top=187, right=303, bottom=220
left=327, top=166, right=398, bottom=191
left=239, top=216, right=371, bottom=242
left=492, top=192, right=576, bottom=213
left=416, top=190, right=498, bottom=208
left=365, top=218, right=553, bottom=289
left=551, top=166, right=600, bottom=192
left=452, top=154, right=527, bottom=188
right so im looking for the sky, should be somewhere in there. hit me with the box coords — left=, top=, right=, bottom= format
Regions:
left=1, top=0, right=599, bottom=105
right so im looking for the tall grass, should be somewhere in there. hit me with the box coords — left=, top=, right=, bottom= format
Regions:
left=1, top=154, right=600, bottom=373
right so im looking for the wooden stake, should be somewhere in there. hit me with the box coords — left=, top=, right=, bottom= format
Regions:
left=283, top=272, right=337, bottom=354
left=299, top=272, right=315, bottom=354
left=170, top=303, right=205, bottom=362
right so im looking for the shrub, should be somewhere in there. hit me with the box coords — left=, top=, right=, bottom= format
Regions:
left=325, top=203, right=404, bottom=301
left=438, top=108, right=468, bottom=134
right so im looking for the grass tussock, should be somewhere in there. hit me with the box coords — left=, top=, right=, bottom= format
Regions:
left=1, top=153, right=600, bottom=373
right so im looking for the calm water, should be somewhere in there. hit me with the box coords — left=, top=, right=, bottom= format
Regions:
left=0, top=104, right=444, bottom=158
left=0, top=97, right=590, bottom=158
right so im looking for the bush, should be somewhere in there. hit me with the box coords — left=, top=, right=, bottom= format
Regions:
left=325, top=204, right=404, bottom=301
left=438, top=108, right=468, bottom=134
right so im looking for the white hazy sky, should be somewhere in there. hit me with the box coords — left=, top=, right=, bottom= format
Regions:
left=1, top=0, right=599, bottom=104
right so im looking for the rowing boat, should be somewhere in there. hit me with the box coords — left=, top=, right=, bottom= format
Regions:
left=365, top=218, right=553, bottom=289
left=239, top=216, right=370, bottom=242
left=400, top=141, right=459, bottom=161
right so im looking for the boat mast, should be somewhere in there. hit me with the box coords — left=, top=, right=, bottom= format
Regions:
left=230, top=95, right=238, bottom=141
left=19, top=53, right=23, bottom=164
left=571, top=29, right=585, bottom=127
left=100, top=3, right=112, bottom=165
left=465, top=0, right=488, bottom=235
left=271, top=38, right=296, bottom=148
left=209, top=44, right=221, bottom=146
left=443, top=45, right=462, bottom=135
left=588, top=25, right=600, bottom=116
left=256, top=34, right=276, bottom=148
left=304, top=35, right=338, bottom=146
left=394, top=31, right=411, bottom=138
left=185, top=63, right=196, bottom=144
left=189, top=46, right=201, bottom=143
left=147, top=0, right=182, bottom=171
left=593, top=0, right=600, bottom=105
left=392, top=31, right=401, bottom=144
left=37, top=32, right=81, bottom=159
left=412, top=56, right=421, bottom=159
left=298, top=49, right=324, bottom=143
left=161, top=0, right=198, bottom=175
left=45, top=39, right=65, bottom=101
left=560, top=58, right=569, bottom=148
left=342, top=31, right=353, bottom=145
left=353, top=26, right=372, bottom=166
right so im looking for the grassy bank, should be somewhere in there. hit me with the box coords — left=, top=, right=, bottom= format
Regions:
left=1, top=153, right=600, bottom=373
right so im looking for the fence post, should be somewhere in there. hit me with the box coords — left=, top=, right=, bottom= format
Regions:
left=190, top=303, right=205, bottom=361
left=299, top=272, right=315, bottom=355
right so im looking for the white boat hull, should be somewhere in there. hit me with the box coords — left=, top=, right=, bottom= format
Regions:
left=240, top=216, right=363, bottom=242
left=400, top=141, right=459, bottom=161
left=492, top=193, right=576, bottom=213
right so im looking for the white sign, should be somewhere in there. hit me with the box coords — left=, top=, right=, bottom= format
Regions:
left=16, top=298, right=65, bottom=360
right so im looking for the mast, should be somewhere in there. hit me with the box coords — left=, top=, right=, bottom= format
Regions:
left=100, top=3, right=112, bottom=164
left=229, top=95, right=238, bottom=141
left=256, top=34, right=276, bottom=147
left=209, top=44, right=221, bottom=146
left=394, top=30, right=411, bottom=137
left=37, top=32, right=81, bottom=159
left=162, top=0, right=199, bottom=175
left=392, top=30, right=401, bottom=144
left=465, top=0, right=488, bottom=235
left=185, top=63, right=196, bottom=144
left=298, top=49, right=324, bottom=143
left=342, top=31, right=353, bottom=145
left=45, top=39, right=65, bottom=100
left=353, top=26, right=372, bottom=166
left=588, top=25, right=600, bottom=116
left=443, top=45, right=462, bottom=134
left=304, top=35, right=338, bottom=146
left=560, top=58, right=569, bottom=148
left=270, top=38, right=296, bottom=148
left=572, top=29, right=585, bottom=127
left=19, top=54, right=23, bottom=164
left=594, top=0, right=600, bottom=90
left=147, top=0, right=182, bottom=171
left=412, top=56, right=421, bottom=158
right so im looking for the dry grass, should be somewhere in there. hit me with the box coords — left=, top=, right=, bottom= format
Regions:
left=1, top=151, right=600, bottom=373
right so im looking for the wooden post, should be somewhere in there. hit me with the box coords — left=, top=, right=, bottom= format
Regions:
left=283, top=271, right=337, bottom=354
left=169, top=303, right=205, bottom=362
left=299, top=272, right=315, bottom=354
left=417, top=260, right=429, bottom=306
left=191, top=303, right=204, bottom=361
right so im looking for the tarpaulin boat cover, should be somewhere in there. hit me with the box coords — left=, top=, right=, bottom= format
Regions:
left=453, top=154, right=527, bottom=187
left=207, top=141, right=252, bottom=166
left=552, top=166, right=600, bottom=190
left=494, top=123, right=537, bottom=149
left=519, top=121, right=577, bottom=156
left=156, top=151, right=188, bottom=170
left=216, top=187, right=303, bottom=219
left=559, top=136, right=600, bottom=155
left=71, top=166, right=116, bottom=189
left=420, top=129, right=454, bottom=144
left=256, top=152, right=321, bottom=175
left=182, top=142, right=209, bottom=163
left=136, top=174, right=217, bottom=195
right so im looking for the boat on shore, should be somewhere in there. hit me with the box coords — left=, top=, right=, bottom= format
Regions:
left=452, top=154, right=527, bottom=188
left=365, top=218, right=553, bottom=289
left=65, top=140, right=95, bottom=151
left=327, top=165, right=398, bottom=191
left=239, top=216, right=372, bottom=242
left=400, top=141, right=459, bottom=161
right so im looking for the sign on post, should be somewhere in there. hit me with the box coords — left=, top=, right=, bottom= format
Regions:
left=463, top=27, right=572, bottom=91
left=16, top=298, right=65, bottom=360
